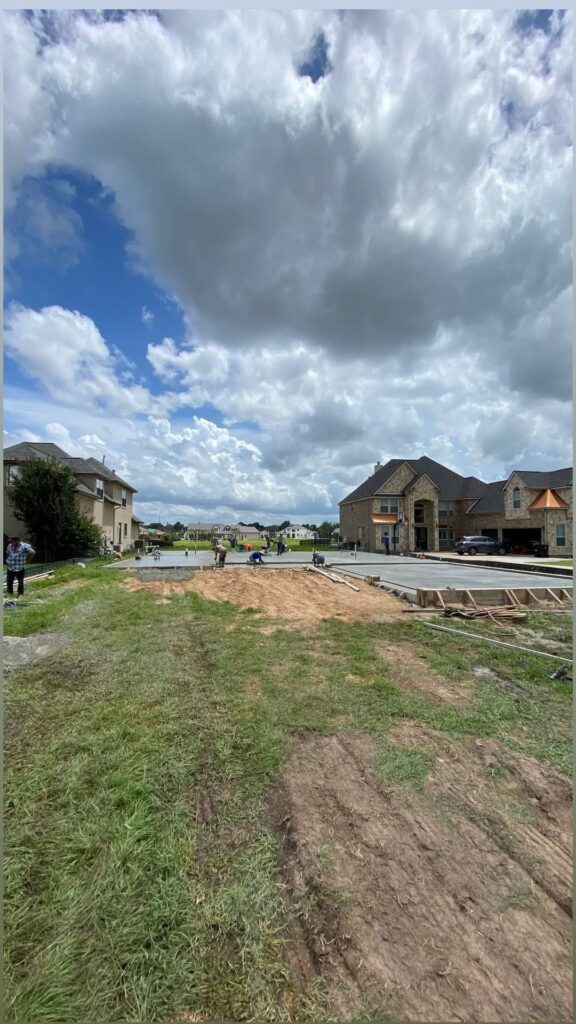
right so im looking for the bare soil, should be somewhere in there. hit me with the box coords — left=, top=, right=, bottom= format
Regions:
left=123, top=568, right=405, bottom=622
left=271, top=731, right=572, bottom=1022
left=375, top=640, right=472, bottom=702
left=3, top=632, right=69, bottom=672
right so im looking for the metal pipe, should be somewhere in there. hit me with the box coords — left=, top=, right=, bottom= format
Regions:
left=422, top=621, right=572, bottom=664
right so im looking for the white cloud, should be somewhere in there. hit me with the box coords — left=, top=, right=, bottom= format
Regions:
left=4, top=304, right=164, bottom=416
left=3, top=10, right=572, bottom=520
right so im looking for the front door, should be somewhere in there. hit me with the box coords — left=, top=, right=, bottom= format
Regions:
left=415, top=526, right=428, bottom=551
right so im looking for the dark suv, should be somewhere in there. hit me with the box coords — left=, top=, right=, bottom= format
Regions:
left=454, top=535, right=507, bottom=556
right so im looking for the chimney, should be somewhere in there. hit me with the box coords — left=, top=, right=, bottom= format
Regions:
left=374, top=460, right=382, bottom=474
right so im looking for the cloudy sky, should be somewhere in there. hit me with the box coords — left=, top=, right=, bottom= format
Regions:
left=4, top=8, right=572, bottom=525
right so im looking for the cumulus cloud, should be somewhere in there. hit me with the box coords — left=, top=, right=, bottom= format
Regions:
left=3, top=10, right=572, bottom=521
left=4, top=304, right=160, bottom=416
left=4, top=10, right=572, bottom=376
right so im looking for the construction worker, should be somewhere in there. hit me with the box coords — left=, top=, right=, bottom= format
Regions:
left=312, top=550, right=325, bottom=567
left=214, top=542, right=227, bottom=568
left=248, top=550, right=265, bottom=565
left=5, top=535, right=35, bottom=597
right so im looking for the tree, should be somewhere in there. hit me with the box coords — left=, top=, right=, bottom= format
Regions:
left=317, top=520, right=337, bottom=542
left=7, top=459, right=102, bottom=562
left=146, top=522, right=165, bottom=530
left=278, top=520, right=291, bottom=530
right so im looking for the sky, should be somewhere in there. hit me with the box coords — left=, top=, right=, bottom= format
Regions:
left=3, top=8, right=573, bottom=526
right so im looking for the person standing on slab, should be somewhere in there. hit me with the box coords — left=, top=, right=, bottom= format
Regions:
left=5, top=535, right=35, bottom=597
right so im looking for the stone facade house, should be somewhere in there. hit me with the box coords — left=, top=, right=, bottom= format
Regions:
left=4, top=442, right=139, bottom=552
left=339, top=457, right=572, bottom=557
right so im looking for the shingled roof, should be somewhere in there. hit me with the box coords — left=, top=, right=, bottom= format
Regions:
left=4, top=443, right=136, bottom=492
left=465, top=481, right=507, bottom=515
left=511, top=468, right=572, bottom=490
left=4, top=441, right=71, bottom=461
left=340, top=456, right=488, bottom=505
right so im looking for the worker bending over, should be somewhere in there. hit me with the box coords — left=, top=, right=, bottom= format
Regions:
left=312, top=550, right=325, bottom=567
left=213, top=543, right=227, bottom=568
left=248, top=550, right=265, bottom=565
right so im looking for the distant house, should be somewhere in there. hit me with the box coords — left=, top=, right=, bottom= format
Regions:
left=3, top=442, right=139, bottom=552
left=281, top=524, right=317, bottom=540
left=231, top=524, right=265, bottom=541
left=339, top=456, right=572, bottom=556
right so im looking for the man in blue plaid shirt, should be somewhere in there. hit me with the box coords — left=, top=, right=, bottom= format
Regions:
left=5, top=535, right=35, bottom=597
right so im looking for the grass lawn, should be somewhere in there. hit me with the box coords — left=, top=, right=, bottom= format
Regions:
left=4, top=563, right=572, bottom=1022
left=545, top=559, right=573, bottom=567
left=171, top=539, right=334, bottom=552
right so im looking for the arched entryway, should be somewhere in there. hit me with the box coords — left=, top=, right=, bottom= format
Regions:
left=413, top=499, right=436, bottom=551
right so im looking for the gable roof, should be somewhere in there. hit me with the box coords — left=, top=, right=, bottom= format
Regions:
left=340, top=456, right=487, bottom=505
left=509, top=468, right=572, bottom=490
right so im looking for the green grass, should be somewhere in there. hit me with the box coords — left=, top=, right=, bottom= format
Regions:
left=545, top=559, right=572, bottom=567
left=4, top=569, right=572, bottom=1022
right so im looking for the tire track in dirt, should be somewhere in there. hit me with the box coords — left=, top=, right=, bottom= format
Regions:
left=270, top=732, right=572, bottom=1022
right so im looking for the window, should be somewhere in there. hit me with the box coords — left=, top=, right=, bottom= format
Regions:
left=121, top=489, right=127, bottom=508
left=556, top=523, right=566, bottom=547
left=96, top=478, right=104, bottom=498
left=438, top=501, right=454, bottom=517
left=414, top=502, right=424, bottom=524
left=5, top=464, right=21, bottom=486
left=124, top=522, right=128, bottom=537
left=439, top=528, right=454, bottom=549
left=379, top=497, right=398, bottom=514
left=513, top=487, right=521, bottom=510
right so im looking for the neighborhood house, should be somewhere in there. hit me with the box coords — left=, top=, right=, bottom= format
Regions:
left=3, top=442, right=140, bottom=553
left=339, top=456, right=572, bottom=557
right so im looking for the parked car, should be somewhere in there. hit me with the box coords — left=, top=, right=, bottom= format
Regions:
left=454, top=535, right=507, bottom=556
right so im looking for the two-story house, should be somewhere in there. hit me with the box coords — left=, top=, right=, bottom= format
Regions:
left=339, top=456, right=572, bottom=556
left=3, top=442, right=139, bottom=552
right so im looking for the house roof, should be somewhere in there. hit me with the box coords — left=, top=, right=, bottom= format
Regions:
left=4, top=441, right=71, bottom=462
left=511, top=468, right=572, bottom=490
left=75, top=481, right=98, bottom=498
left=340, top=456, right=487, bottom=505
left=60, top=457, right=136, bottom=491
left=3, top=443, right=137, bottom=492
left=131, top=515, right=145, bottom=524
left=465, top=481, right=507, bottom=515
left=529, top=489, right=569, bottom=510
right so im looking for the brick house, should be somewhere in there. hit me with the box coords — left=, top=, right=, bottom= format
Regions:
left=339, top=457, right=572, bottom=557
left=4, top=442, right=139, bottom=552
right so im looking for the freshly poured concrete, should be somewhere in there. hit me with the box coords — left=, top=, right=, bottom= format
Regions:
left=114, top=549, right=572, bottom=599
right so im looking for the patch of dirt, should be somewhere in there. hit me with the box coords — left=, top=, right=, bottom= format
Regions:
left=123, top=569, right=405, bottom=622
left=244, top=676, right=262, bottom=700
left=375, top=641, right=471, bottom=702
left=271, top=732, right=572, bottom=1022
left=389, top=722, right=572, bottom=913
left=3, top=632, right=69, bottom=672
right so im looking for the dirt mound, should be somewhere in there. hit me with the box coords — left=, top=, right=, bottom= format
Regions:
left=271, top=732, right=572, bottom=1022
left=123, top=568, right=405, bottom=622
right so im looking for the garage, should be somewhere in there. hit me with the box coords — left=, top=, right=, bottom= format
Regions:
left=502, top=527, right=542, bottom=554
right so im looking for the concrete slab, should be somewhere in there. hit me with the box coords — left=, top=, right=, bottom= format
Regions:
left=339, top=559, right=572, bottom=594
left=112, top=550, right=572, bottom=599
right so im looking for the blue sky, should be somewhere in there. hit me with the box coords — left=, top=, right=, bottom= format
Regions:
left=4, top=9, right=572, bottom=524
